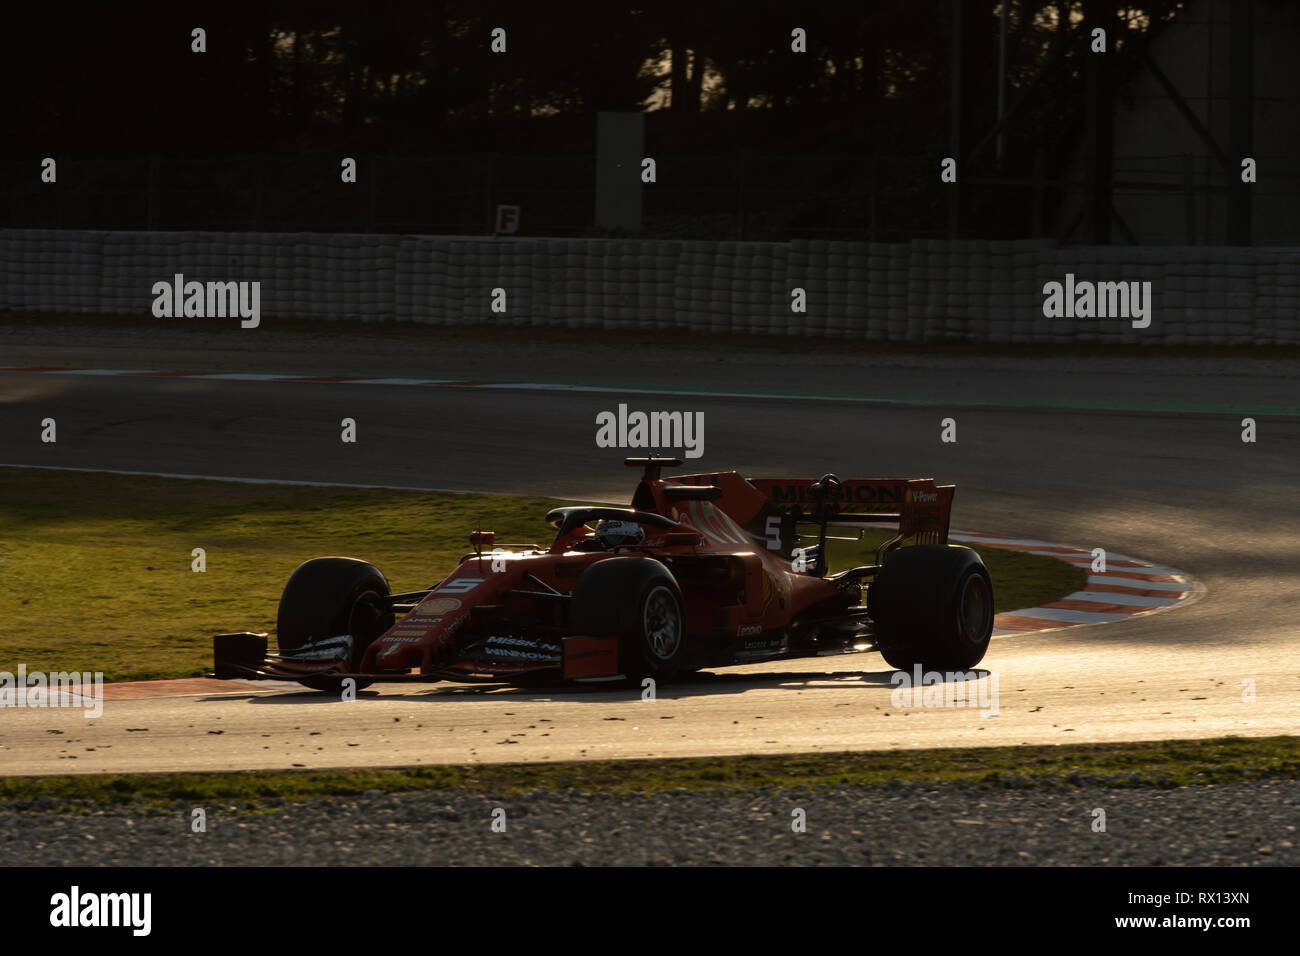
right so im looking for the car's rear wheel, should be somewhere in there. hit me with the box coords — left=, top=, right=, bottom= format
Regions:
left=868, top=545, right=994, bottom=671
left=569, top=557, right=687, bottom=682
left=276, top=557, right=393, bottom=693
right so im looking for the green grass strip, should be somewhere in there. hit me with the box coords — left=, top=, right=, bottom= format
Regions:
left=2, top=736, right=1294, bottom=810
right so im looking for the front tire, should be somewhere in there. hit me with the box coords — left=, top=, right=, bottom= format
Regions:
left=569, top=557, right=687, bottom=682
left=276, top=557, right=393, bottom=693
left=868, top=545, right=994, bottom=671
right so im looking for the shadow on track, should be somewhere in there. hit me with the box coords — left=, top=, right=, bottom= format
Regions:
left=217, top=664, right=994, bottom=705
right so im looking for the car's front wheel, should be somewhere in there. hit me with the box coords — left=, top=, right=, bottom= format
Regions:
left=569, top=557, right=687, bottom=682
left=276, top=557, right=394, bottom=693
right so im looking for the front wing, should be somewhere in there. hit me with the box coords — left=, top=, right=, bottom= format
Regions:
left=212, top=631, right=623, bottom=686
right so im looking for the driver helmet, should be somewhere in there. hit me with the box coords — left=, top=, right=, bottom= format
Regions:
left=594, top=518, right=646, bottom=550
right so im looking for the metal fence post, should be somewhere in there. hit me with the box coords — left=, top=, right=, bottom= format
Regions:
left=1181, top=152, right=1196, bottom=244
left=54, top=161, right=64, bottom=228
left=147, top=153, right=160, bottom=229
left=736, top=149, right=746, bottom=240
left=485, top=152, right=496, bottom=235
left=251, top=153, right=263, bottom=231
left=1032, top=147, right=1045, bottom=238
left=369, top=154, right=378, bottom=232
left=869, top=154, right=878, bottom=242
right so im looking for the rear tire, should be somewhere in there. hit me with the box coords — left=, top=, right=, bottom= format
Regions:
left=868, top=545, right=994, bottom=671
left=569, top=557, right=687, bottom=682
left=276, top=557, right=393, bottom=693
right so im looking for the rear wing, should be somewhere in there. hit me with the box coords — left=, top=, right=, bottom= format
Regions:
left=654, top=470, right=955, bottom=565
left=897, top=479, right=956, bottom=545
left=747, top=477, right=955, bottom=547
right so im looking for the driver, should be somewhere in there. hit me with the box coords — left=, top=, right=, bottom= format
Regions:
left=593, top=518, right=646, bottom=551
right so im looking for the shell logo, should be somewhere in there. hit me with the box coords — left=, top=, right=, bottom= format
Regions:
left=420, top=597, right=461, bottom=615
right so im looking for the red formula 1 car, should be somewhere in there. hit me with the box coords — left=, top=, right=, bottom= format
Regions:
left=214, top=458, right=994, bottom=692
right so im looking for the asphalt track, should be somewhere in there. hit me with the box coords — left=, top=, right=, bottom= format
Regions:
left=0, top=335, right=1297, bottom=775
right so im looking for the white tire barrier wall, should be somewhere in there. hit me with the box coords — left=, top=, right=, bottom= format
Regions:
left=1, top=229, right=1297, bottom=344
